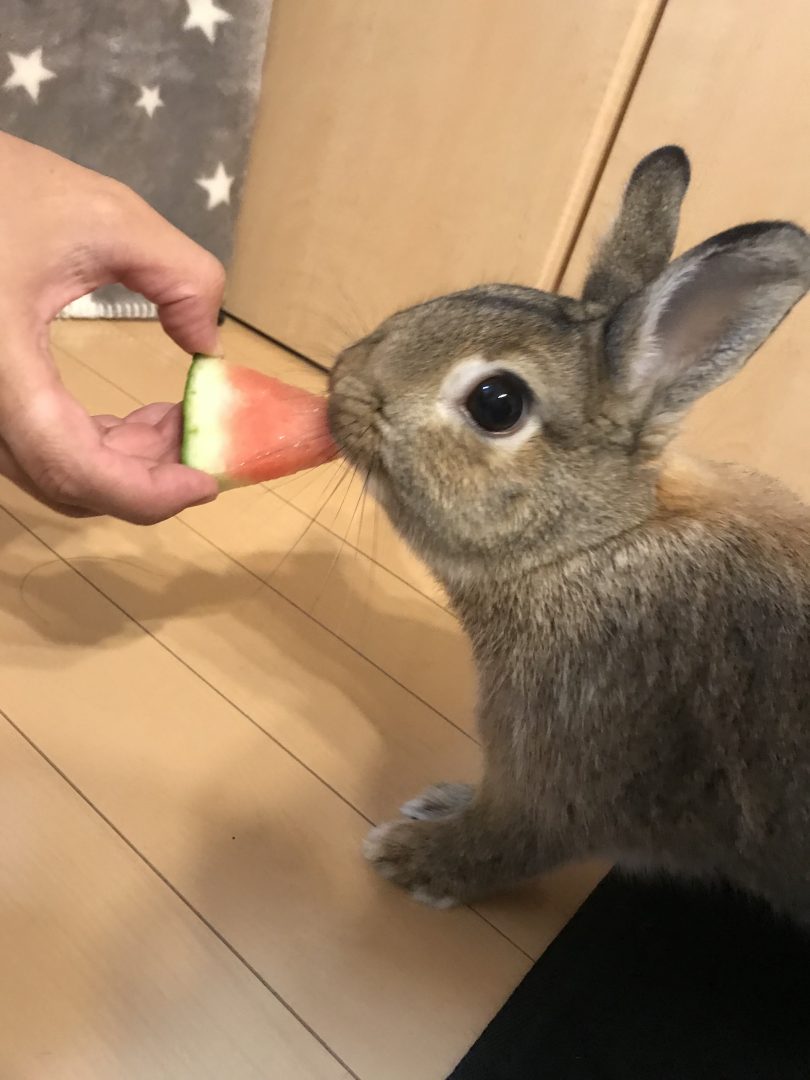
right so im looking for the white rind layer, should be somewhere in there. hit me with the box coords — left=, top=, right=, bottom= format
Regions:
left=183, top=358, right=234, bottom=478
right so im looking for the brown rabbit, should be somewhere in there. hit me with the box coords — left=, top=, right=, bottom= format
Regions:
left=328, top=147, right=810, bottom=917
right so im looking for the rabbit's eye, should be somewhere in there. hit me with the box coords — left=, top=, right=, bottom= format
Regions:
left=465, top=373, right=530, bottom=434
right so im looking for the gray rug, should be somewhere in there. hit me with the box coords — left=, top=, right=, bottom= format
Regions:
left=1, top=0, right=273, bottom=318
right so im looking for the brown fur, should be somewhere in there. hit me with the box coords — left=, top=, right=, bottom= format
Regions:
left=328, top=147, right=810, bottom=917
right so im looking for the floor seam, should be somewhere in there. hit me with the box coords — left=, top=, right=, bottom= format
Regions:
left=2, top=505, right=529, bottom=962
left=0, top=705, right=363, bottom=1080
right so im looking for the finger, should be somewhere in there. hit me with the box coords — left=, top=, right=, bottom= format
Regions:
left=101, top=422, right=167, bottom=459
left=5, top=381, right=217, bottom=523
left=154, top=402, right=183, bottom=444
left=105, top=193, right=226, bottom=356
left=118, top=402, right=178, bottom=426
left=37, top=447, right=217, bottom=524
left=77, top=455, right=219, bottom=525
left=102, top=405, right=184, bottom=464
left=94, top=414, right=120, bottom=430
left=122, top=403, right=187, bottom=465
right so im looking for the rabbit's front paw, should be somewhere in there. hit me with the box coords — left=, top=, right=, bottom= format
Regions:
left=363, top=820, right=462, bottom=908
left=400, top=782, right=474, bottom=820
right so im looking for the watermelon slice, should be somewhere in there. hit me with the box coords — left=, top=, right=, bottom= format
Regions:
left=181, top=354, right=338, bottom=489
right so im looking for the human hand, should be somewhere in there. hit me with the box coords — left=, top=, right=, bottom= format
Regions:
left=0, top=133, right=223, bottom=523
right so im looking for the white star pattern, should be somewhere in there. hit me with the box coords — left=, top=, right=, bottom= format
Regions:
left=135, top=85, right=163, bottom=119
left=184, top=0, right=232, bottom=44
left=196, top=162, right=234, bottom=209
left=4, top=47, right=56, bottom=103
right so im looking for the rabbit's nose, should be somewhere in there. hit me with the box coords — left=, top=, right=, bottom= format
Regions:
left=329, top=359, right=381, bottom=409
left=330, top=349, right=347, bottom=384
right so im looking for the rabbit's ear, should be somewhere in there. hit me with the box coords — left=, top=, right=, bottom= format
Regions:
left=583, top=146, right=690, bottom=308
left=605, top=221, right=810, bottom=446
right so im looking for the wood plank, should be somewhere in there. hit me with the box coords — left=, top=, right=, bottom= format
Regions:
left=0, top=508, right=531, bottom=1079
left=0, top=716, right=349, bottom=1080
left=560, top=0, right=810, bottom=500
left=227, top=0, right=664, bottom=364
left=2, top=446, right=481, bottom=795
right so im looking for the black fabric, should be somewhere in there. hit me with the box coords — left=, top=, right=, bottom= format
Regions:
left=450, top=870, right=810, bottom=1080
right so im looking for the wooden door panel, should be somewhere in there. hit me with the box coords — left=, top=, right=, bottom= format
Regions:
left=560, top=0, right=810, bottom=497
left=228, top=0, right=663, bottom=365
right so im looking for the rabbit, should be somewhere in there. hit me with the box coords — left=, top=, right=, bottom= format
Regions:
left=328, top=145, right=810, bottom=919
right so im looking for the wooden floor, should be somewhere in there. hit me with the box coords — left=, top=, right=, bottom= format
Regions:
left=0, top=318, right=606, bottom=1080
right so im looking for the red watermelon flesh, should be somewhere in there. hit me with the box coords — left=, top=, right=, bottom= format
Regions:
left=181, top=355, right=338, bottom=488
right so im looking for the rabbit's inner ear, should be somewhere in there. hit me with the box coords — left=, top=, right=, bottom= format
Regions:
left=582, top=146, right=690, bottom=310
left=606, top=222, right=810, bottom=443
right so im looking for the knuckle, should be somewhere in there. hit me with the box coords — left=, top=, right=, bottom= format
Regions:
left=35, top=459, right=83, bottom=506
left=92, top=178, right=137, bottom=229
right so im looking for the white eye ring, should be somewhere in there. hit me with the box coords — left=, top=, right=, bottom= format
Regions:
left=436, top=354, right=540, bottom=448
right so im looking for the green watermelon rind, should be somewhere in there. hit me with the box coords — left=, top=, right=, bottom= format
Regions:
left=180, top=354, right=196, bottom=464
left=181, top=352, right=234, bottom=487
left=181, top=353, right=207, bottom=467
